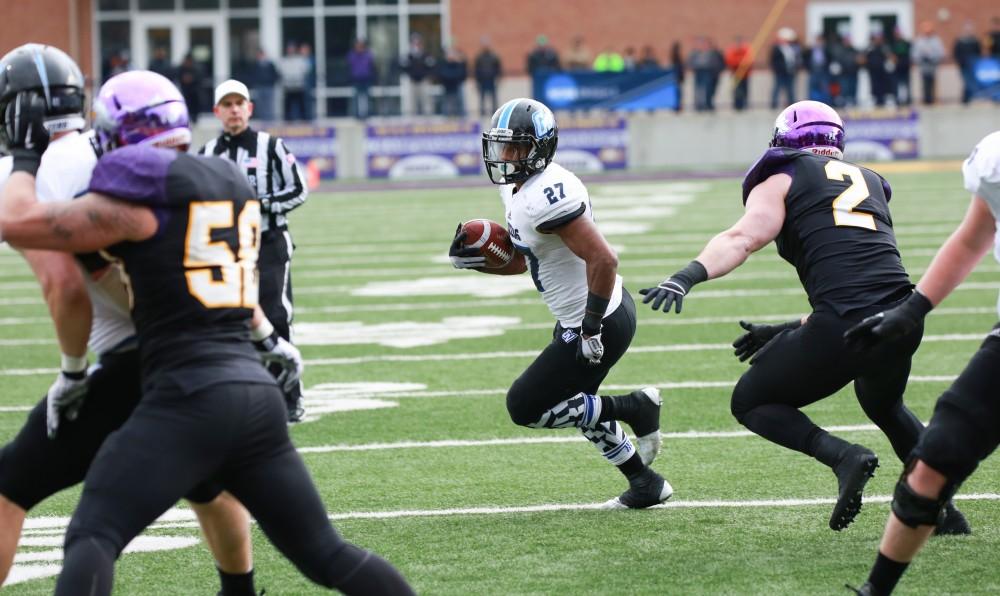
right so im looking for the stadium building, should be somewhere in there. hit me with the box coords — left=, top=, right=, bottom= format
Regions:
left=0, top=0, right=993, bottom=118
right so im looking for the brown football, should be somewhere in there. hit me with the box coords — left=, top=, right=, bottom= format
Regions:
left=461, top=219, right=515, bottom=269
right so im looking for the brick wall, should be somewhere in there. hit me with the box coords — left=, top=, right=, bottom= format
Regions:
left=0, top=0, right=93, bottom=81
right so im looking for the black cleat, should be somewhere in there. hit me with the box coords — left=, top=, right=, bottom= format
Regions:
left=934, top=501, right=972, bottom=536
left=601, top=468, right=673, bottom=509
left=285, top=380, right=305, bottom=424
left=615, top=388, right=663, bottom=465
left=845, top=582, right=884, bottom=596
left=830, top=445, right=879, bottom=531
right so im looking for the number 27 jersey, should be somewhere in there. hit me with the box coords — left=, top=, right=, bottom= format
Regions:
left=742, top=147, right=911, bottom=316
left=500, top=162, right=623, bottom=328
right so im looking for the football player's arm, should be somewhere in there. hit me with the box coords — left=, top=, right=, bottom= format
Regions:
left=552, top=215, right=617, bottom=299
left=0, top=172, right=158, bottom=252
left=264, top=139, right=308, bottom=215
left=915, top=194, right=996, bottom=306
left=20, top=249, right=92, bottom=361
left=641, top=173, right=787, bottom=314
left=477, top=254, right=528, bottom=275
left=695, top=172, right=788, bottom=278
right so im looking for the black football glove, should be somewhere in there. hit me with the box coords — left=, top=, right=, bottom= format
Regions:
left=639, top=260, right=709, bottom=314
left=3, top=90, right=50, bottom=175
left=844, top=290, right=933, bottom=352
left=448, top=222, right=486, bottom=269
left=732, top=319, right=801, bottom=363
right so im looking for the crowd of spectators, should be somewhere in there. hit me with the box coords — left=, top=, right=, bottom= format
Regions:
left=104, top=16, right=1000, bottom=123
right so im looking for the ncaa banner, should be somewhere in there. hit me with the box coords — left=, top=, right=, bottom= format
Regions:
left=556, top=115, right=628, bottom=173
left=267, top=124, right=337, bottom=181
left=366, top=121, right=481, bottom=179
left=842, top=109, right=919, bottom=161
left=533, top=70, right=680, bottom=111
left=973, top=57, right=1000, bottom=101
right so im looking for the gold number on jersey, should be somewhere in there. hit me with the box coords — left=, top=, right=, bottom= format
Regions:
left=184, top=200, right=261, bottom=308
left=825, top=161, right=876, bottom=231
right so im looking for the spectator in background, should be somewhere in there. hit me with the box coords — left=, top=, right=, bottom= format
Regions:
left=526, top=35, right=561, bottom=77
left=865, top=32, right=895, bottom=107
left=438, top=46, right=468, bottom=117
left=770, top=27, right=800, bottom=108
left=623, top=47, right=637, bottom=71
left=890, top=27, right=912, bottom=105
left=705, top=38, right=725, bottom=111
left=279, top=42, right=309, bottom=121
left=954, top=21, right=983, bottom=104
left=176, top=52, right=202, bottom=123
left=348, top=38, right=376, bottom=119
left=593, top=45, right=624, bottom=72
left=688, top=36, right=715, bottom=111
left=670, top=41, right=685, bottom=112
left=249, top=48, right=279, bottom=121
left=638, top=45, right=660, bottom=71
left=565, top=35, right=592, bottom=71
left=724, top=35, right=752, bottom=111
left=912, top=21, right=945, bottom=105
left=804, top=33, right=830, bottom=103
left=148, top=47, right=173, bottom=81
left=106, top=50, right=131, bottom=82
left=300, top=43, right=316, bottom=120
left=474, top=37, right=502, bottom=116
left=990, top=16, right=1000, bottom=57
left=401, top=33, right=436, bottom=116
left=828, top=35, right=859, bottom=107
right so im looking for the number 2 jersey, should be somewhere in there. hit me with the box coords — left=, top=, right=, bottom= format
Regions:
left=88, top=144, right=274, bottom=385
left=500, top=162, right=623, bottom=328
left=742, top=147, right=912, bottom=316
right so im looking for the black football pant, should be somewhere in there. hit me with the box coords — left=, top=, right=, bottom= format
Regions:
left=912, top=323, right=1000, bottom=484
left=507, top=289, right=637, bottom=426
left=0, top=346, right=141, bottom=510
left=259, top=228, right=295, bottom=342
left=730, top=307, right=925, bottom=465
left=55, top=380, right=413, bottom=595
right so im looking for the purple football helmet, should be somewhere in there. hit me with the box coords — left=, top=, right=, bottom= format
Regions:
left=769, top=100, right=845, bottom=160
left=93, top=70, right=191, bottom=152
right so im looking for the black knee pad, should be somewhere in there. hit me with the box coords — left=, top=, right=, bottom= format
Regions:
left=891, top=458, right=959, bottom=529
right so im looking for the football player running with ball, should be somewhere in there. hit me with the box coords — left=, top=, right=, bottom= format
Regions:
left=639, top=100, right=968, bottom=533
left=845, top=130, right=1000, bottom=595
left=449, top=98, right=670, bottom=509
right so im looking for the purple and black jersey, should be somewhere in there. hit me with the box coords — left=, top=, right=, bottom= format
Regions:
left=742, top=147, right=912, bottom=316
left=89, top=145, right=274, bottom=387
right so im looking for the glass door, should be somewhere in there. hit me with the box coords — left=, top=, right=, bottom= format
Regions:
left=132, top=14, right=227, bottom=121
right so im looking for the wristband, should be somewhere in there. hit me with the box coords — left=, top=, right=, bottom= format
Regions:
left=250, top=318, right=275, bottom=341
left=10, top=149, right=42, bottom=176
left=908, top=290, right=934, bottom=317
left=60, top=353, right=87, bottom=374
left=582, top=291, right=610, bottom=336
left=675, top=260, right=709, bottom=287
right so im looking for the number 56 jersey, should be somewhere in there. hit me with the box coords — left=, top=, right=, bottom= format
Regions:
left=742, top=147, right=912, bottom=316
left=500, top=162, right=623, bottom=328
left=88, top=144, right=273, bottom=381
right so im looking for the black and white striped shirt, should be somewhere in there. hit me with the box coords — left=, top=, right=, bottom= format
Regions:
left=199, top=127, right=308, bottom=232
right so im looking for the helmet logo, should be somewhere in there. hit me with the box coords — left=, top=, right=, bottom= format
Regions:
left=531, top=109, right=555, bottom=138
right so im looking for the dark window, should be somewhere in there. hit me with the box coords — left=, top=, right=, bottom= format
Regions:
left=229, top=18, right=261, bottom=81
left=99, top=20, right=131, bottom=83
left=98, top=0, right=129, bottom=10
left=138, top=0, right=175, bottom=9
left=324, top=17, right=357, bottom=87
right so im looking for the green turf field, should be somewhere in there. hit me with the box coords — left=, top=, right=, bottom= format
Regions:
left=2, top=169, right=999, bottom=595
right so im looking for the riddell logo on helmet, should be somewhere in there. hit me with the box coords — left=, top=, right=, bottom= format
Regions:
left=809, top=147, right=840, bottom=157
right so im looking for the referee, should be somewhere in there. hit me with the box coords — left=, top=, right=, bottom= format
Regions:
left=200, top=79, right=309, bottom=422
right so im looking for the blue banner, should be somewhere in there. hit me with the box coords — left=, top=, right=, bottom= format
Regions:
left=533, top=70, right=680, bottom=111
left=973, top=57, right=1000, bottom=101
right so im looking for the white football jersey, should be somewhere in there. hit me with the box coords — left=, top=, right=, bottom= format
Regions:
left=500, top=162, right=622, bottom=328
left=2, top=131, right=136, bottom=355
left=961, top=130, right=1000, bottom=316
